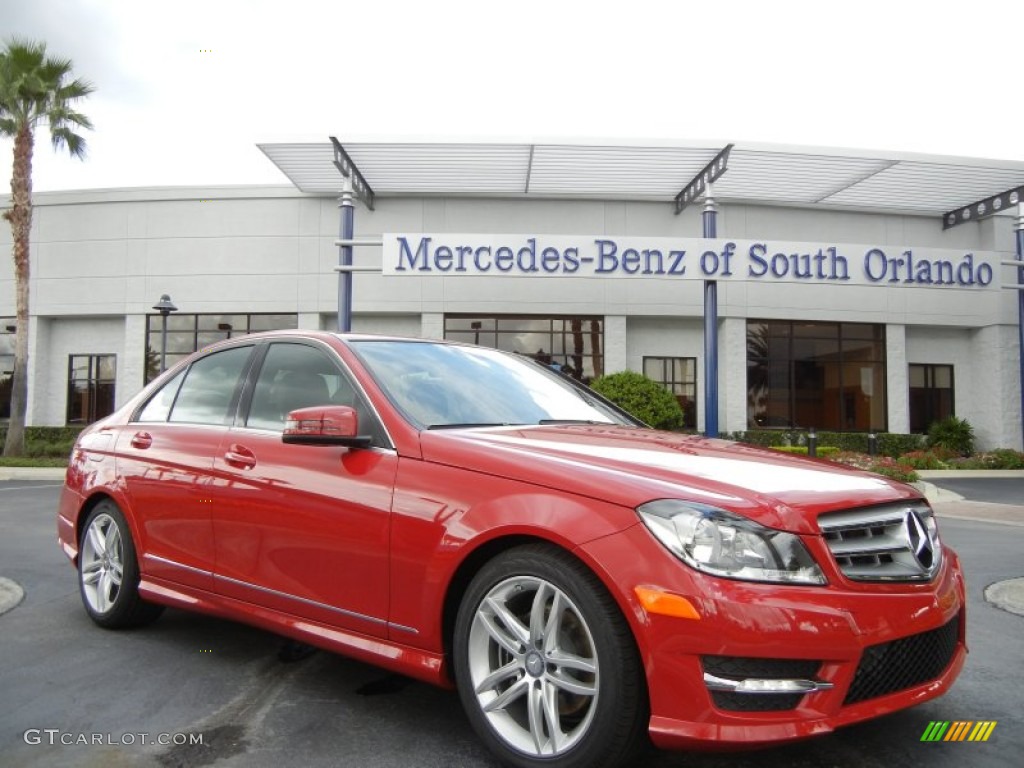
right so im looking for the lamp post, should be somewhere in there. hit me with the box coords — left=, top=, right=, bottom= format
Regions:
left=703, top=186, right=719, bottom=438
left=337, top=181, right=355, bottom=332
left=152, top=294, right=178, bottom=373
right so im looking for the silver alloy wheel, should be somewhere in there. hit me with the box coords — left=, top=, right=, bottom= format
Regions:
left=80, top=512, right=124, bottom=614
left=467, top=575, right=599, bottom=757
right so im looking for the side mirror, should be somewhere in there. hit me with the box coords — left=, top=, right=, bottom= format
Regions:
left=282, top=405, right=373, bottom=448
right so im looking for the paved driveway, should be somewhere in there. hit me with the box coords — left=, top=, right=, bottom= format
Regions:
left=1, top=481, right=1021, bottom=767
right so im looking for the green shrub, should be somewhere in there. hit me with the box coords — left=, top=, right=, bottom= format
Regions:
left=927, top=416, right=975, bottom=457
left=876, top=433, right=927, bottom=458
left=944, top=456, right=982, bottom=469
left=0, top=426, right=84, bottom=458
left=26, top=439, right=77, bottom=458
left=947, top=449, right=1024, bottom=470
left=726, top=430, right=924, bottom=458
left=0, top=456, right=69, bottom=467
left=770, top=445, right=840, bottom=457
left=898, top=450, right=950, bottom=470
left=589, top=371, right=684, bottom=430
left=867, top=460, right=918, bottom=484
left=983, top=449, right=1024, bottom=469
left=827, top=451, right=919, bottom=483
left=723, top=430, right=797, bottom=447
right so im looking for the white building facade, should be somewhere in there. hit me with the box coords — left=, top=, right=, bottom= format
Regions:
left=1, top=150, right=1022, bottom=449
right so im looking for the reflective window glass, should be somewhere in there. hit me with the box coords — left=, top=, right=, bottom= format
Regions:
left=168, top=347, right=252, bottom=425
left=136, top=369, right=186, bottom=422
left=443, top=315, right=604, bottom=383
left=643, top=356, right=697, bottom=429
left=66, top=354, right=117, bottom=425
left=145, top=313, right=298, bottom=383
left=747, top=320, right=887, bottom=431
left=909, top=363, right=955, bottom=433
left=246, top=343, right=387, bottom=446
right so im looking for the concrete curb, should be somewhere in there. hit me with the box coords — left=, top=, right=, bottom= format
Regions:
left=0, top=577, right=25, bottom=617
left=984, top=578, right=1024, bottom=617
left=912, top=481, right=965, bottom=504
left=0, top=467, right=67, bottom=481
left=917, top=469, right=1024, bottom=479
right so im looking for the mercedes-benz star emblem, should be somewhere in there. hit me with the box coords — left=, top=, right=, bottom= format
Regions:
left=905, top=510, right=935, bottom=570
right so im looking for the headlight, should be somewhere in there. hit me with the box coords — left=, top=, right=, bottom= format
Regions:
left=638, top=500, right=826, bottom=585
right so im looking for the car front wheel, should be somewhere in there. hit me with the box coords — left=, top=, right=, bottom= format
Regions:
left=454, top=544, right=647, bottom=768
left=78, top=500, right=163, bottom=628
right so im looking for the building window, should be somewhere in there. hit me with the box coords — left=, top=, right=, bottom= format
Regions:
left=67, top=355, right=117, bottom=425
left=909, top=364, right=954, bottom=433
left=747, top=320, right=887, bottom=432
left=0, top=319, right=13, bottom=421
left=643, top=356, right=697, bottom=429
left=443, top=315, right=604, bottom=382
left=144, top=313, right=298, bottom=382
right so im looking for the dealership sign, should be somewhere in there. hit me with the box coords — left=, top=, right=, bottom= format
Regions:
left=383, top=234, right=999, bottom=289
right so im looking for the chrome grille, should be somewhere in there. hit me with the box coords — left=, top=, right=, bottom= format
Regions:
left=818, top=503, right=942, bottom=582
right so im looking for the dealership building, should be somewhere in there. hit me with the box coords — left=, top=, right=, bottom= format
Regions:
left=2, top=139, right=1023, bottom=449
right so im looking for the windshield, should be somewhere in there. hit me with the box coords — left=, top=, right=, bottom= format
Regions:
left=349, top=340, right=629, bottom=429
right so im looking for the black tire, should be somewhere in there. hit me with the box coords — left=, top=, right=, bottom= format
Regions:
left=78, top=500, right=164, bottom=628
left=453, top=544, right=647, bottom=768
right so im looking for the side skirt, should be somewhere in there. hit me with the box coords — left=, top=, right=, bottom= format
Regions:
left=138, top=576, right=451, bottom=688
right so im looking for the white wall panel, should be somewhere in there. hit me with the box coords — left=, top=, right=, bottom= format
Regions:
left=36, top=317, right=125, bottom=426
left=3, top=186, right=1017, bottom=448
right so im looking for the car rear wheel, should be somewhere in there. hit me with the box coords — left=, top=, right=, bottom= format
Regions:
left=454, top=544, right=647, bottom=768
left=79, top=501, right=163, bottom=628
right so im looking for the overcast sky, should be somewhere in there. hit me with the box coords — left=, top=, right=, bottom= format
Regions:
left=1, top=0, right=1022, bottom=192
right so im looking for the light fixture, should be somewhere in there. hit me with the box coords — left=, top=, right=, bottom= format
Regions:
left=152, top=294, right=178, bottom=315
left=152, top=294, right=178, bottom=373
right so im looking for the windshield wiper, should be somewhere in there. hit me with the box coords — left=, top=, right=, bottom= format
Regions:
left=538, top=419, right=612, bottom=425
left=426, top=422, right=526, bottom=430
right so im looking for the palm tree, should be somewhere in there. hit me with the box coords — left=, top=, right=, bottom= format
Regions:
left=0, top=39, right=93, bottom=456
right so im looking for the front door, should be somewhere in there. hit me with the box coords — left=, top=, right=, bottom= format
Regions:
left=209, top=341, right=396, bottom=637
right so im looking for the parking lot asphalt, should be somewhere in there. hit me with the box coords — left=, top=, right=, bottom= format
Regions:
left=921, top=474, right=1024, bottom=617
left=0, top=576, right=24, bottom=616
left=2, top=475, right=1023, bottom=767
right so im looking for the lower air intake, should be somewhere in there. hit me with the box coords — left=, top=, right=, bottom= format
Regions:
left=844, top=614, right=960, bottom=705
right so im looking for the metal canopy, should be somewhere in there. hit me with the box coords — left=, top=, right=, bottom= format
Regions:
left=944, top=184, right=1024, bottom=229
left=258, top=139, right=1024, bottom=217
left=675, top=144, right=732, bottom=214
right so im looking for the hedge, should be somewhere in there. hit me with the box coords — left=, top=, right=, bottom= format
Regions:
left=722, top=430, right=925, bottom=458
left=0, top=426, right=84, bottom=458
left=770, top=445, right=840, bottom=457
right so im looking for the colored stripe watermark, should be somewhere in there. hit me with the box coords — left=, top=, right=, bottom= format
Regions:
left=921, top=721, right=997, bottom=742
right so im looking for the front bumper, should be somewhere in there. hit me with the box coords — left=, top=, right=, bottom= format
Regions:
left=580, top=523, right=967, bottom=750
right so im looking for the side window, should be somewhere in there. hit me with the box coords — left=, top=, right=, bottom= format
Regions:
left=167, top=346, right=253, bottom=425
left=247, top=344, right=335, bottom=431
left=246, top=343, right=386, bottom=445
left=136, top=369, right=186, bottom=422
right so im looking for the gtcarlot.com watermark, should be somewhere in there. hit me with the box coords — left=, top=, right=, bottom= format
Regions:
left=23, top=728, right=204, bottom=747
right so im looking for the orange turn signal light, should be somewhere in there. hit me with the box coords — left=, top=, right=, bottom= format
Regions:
left=634, top=587, right=701, bottom=620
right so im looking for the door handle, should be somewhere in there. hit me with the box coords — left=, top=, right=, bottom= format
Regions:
left=130, top=432, right=153, bottom=449
left=224, top=444, right=257, bottom=470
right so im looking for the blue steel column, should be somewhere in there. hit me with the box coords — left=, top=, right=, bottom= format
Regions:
left=703, top=188, right=719, bottom=437
left=1017, top=204, right=1024, bottom=448
left=337, top=183, right=355, bottom=332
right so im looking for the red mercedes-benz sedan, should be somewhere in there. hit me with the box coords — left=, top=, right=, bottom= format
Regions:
left=58, top=331, right=965, bottom=768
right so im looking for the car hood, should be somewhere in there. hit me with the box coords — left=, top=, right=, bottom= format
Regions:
left=418, top=425, right=920, bottom=534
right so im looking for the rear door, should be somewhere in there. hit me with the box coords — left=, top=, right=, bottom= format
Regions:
left=118, top=345, right=255, bottom=592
